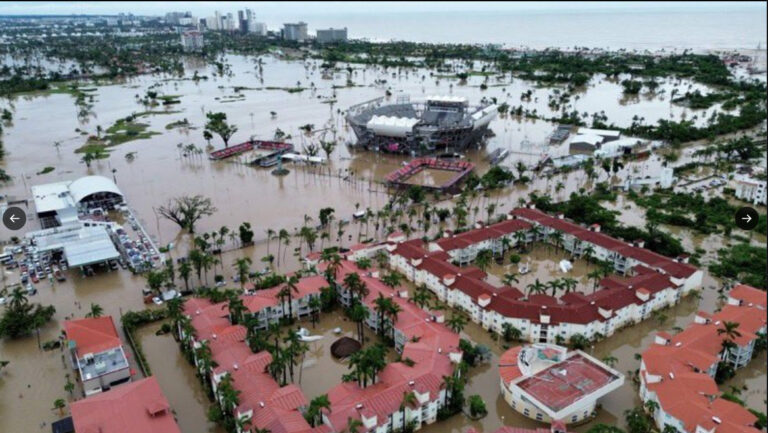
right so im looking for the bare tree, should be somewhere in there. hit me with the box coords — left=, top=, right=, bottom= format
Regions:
left=158, top=195, right=217, bottom=234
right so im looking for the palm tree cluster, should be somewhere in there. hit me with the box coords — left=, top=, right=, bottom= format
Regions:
left=342, top=343, right=388, bottom=388
left=525, top=276, right=579, bottom=297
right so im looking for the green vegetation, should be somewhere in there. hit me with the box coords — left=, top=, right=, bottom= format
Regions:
left=165, top=118, right=192, bottom=130
left=709, top=243, right=767, bottom=289
left=0, top=286, right=56, bottom=339
left=630, top=191, right=766, bottom=236
left=531, top=191, right=687, bottom=257
left=36, top=166, right=55, bottom=175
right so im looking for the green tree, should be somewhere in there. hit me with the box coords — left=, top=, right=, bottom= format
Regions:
left=85, top=303, right=103, bottom=318
left=205, top=112, right=238, bottom=147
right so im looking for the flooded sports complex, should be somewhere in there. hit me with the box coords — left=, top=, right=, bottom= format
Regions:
left=0, top=6, right=767, bottom=433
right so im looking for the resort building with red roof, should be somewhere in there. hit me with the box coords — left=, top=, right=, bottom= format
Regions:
left=70, top=376, right=182, bottom=433
left=386, top=209, right=700, bottom=346
left=498, top=344, right=624, bottom=424
left=180, top=266, right=462, bottom=433
left=639, top=285, right=766, bottom=433
left=63, top=316, right=132, bottom=396
left=510, top=206, right=703, bottom=291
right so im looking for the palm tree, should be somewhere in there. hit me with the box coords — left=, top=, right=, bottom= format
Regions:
left=380, top=271, right=402, bottom=289
left=52, top=398, right=66, bottom=416
left=412, top=284, right=431, bottom=309
left=447, top=313, right=467, bottom=334
left=474, top=249, right=493, bottom=272
left=344, top=417, right=363, bottom=433
left=513, top=230, right=527, bottom=251
left=179, top=259, right=192, bottom=292
left=587, top=269, right=603, bottom=293
left=502, top=272, right=519, bottom=286
left=64, top=377, right=75, bottom=398
left=718, top=321, right=742, bottom=360
left=526, top=278, right=547, bottom=296
left=562, top=277, right=578, bottom=294
left=387, top=301, right=402, bottom=341
left=582, top=244, right=596, bottom=265
left=228, top=296, right=247, bottom=325
left=308, top=296, right=322, bottom=328
left=217, top=373, right=241, bottom=415
left=501, top=323, right=522, bottom=342
left=550, top=231, right=564, bottom=251
left=233, top=257, right=252, bottom=290
left=349, top=302, right=369, bottom=343
left=373, top=293, right=391, bottom=337
left=265, top=228, right=276, bottom=255
left=280, top=276, right=301, bottom=322
left=547, top=279, right=564, bottom=297
left=85, top=303, right=103, bottom=318
left=399, top=391, right=418, bottom=432
left=306, top=394, right=331, bottom=427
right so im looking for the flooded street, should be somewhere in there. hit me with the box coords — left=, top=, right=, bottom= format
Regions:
left=0, top=53, right=765, bottom=432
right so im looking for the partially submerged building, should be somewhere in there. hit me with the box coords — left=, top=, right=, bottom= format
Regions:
left=63, top=316, right=131, bottom=396
left=387, top=207, right=703, bottom=345
left=639, top=285, right=766, bottom=433
left=181, top=266, right=462, bottom=433
left=69, top=376, right=181, bottom=433
left=499, top=344, right=624, bottom=424
left=733, top=173, right=767, bottom=206
left=347, top=95, right=497, bottom=154
left=32, top=175, right=124, bottom=228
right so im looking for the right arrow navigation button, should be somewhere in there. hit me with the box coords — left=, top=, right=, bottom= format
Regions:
left=735, top=206, right=759, bottom=231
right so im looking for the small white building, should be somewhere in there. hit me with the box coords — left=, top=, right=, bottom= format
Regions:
left=733, top=173, right=767, bottom=205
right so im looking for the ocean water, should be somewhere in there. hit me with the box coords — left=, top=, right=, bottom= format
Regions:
left=261, top=7, right=767, bottom=51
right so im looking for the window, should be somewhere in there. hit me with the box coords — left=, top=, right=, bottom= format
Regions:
left=523, top=408, right=529, bottom=416
left=535, top=413, right=543, bottom=421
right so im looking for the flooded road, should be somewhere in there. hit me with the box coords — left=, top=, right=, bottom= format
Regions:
left=0, top=54, right=765, bottom=432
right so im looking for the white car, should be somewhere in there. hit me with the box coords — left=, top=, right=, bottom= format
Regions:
left=152, top=297, right=164, bottom=305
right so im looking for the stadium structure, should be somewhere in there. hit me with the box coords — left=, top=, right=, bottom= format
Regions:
left=346, top=94, right=498, bottom=154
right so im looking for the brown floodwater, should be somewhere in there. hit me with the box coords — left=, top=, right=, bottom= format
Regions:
left=1, top=54, right=765, bottom=432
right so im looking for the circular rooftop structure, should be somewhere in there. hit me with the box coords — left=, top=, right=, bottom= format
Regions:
left=69, top=176, right=123, bottom=204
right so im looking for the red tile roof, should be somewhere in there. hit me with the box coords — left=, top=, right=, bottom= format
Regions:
left=510, top=208, right=698, bottom=278
left=70, top=377, right=181, bottom=433
left=641, top=285, right=766, bottom=433
left=435, top=219, right=531, bottom=251
left=325, top=259, right=459, bottom=431
left=729, top=284, right=767, bottom=309
left=63, top=316, right=122, bottom=357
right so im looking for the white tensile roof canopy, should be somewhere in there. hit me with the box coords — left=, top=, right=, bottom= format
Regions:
left=68, top=176, right=123, bottom=203
left=366, top=115, right=420, bottom=138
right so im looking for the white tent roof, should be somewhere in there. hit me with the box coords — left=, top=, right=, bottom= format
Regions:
left=366, top=115, right=420, bottom=138
left=578, top=127, right=621, bottom=138
left=425, top=95, right=468, bottom=105
left=572, top=134, right=603, bottom=146
left=29, top=223, right=119, bottom=267
left=69, top=176, right=123, bottom=203
left=64, top=230, right=120, bottom=267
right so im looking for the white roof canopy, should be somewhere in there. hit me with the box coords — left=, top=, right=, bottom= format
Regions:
left=572, top=134, right=603, bottom=146
left=366, top=115, right=420, bottom=138
left=69, top=176, right=123, bottom=203
left=578, top=127, right=621, bottom=138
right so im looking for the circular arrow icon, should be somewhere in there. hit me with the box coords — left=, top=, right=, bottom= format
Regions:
left=2, top=206, right=27, bottom=231
left=735, top=207, right=759, bottom=231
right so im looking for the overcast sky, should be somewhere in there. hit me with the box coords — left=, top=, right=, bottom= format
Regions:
left=0, top=1, right=763, bottom=17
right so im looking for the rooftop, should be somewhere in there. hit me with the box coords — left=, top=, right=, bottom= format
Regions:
left=512, top=350, right=623, bottom=416
left=70, top=377, right=181, bottom=433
